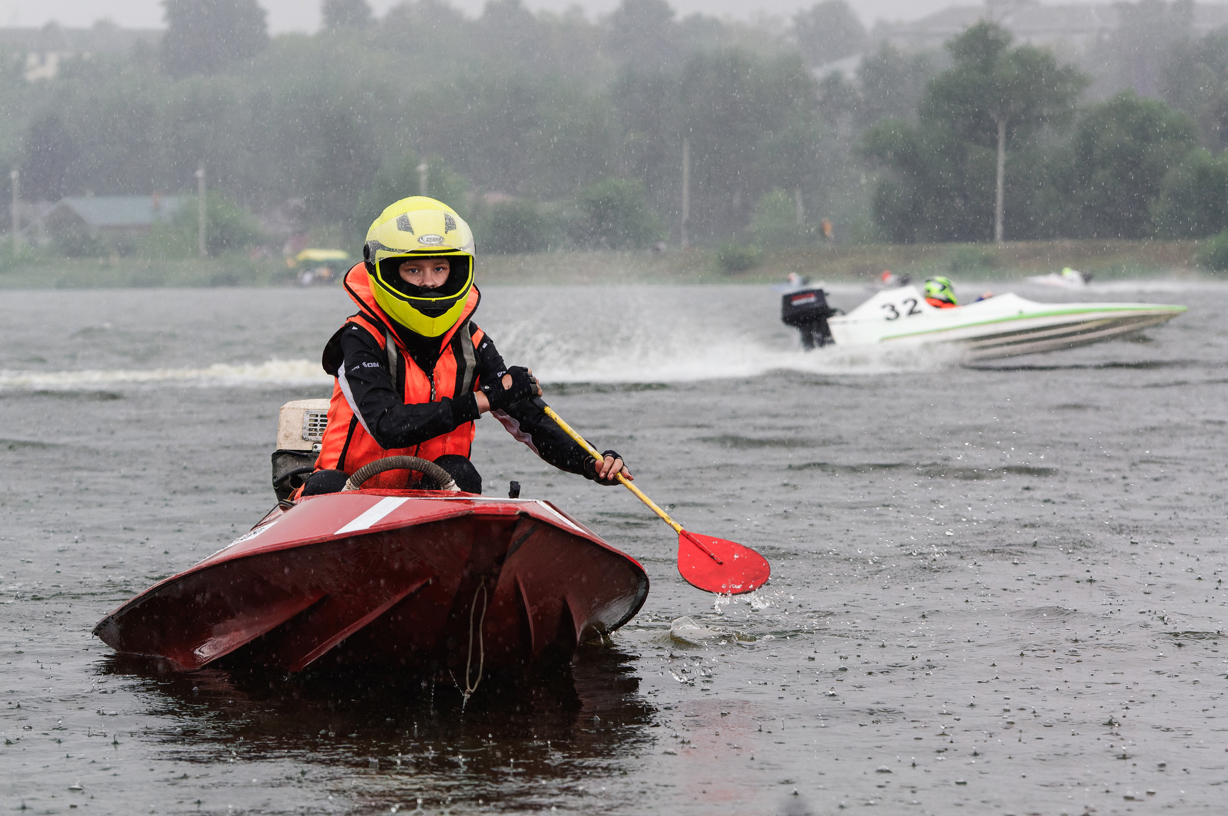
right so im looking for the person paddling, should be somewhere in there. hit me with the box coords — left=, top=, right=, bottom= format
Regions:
left=300, top=196, right=630, bottom=496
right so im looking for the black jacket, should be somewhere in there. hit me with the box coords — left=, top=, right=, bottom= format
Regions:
left=327, top=321, right=595, bottom=477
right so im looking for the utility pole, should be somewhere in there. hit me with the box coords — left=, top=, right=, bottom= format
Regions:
left=195, top=163, right=207, bottom=258
left=680, top=139, right=690, bottom=249
left=994, top=117, right=1006, bottom=245
left=417, top=161, right=429, bottom=197
left=9, top=168, right=19, bottom=256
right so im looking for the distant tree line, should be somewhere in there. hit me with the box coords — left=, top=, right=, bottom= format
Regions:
left=859, top=18, right=1228, bottom=244
left=4, top=0, right=1228, bottom=257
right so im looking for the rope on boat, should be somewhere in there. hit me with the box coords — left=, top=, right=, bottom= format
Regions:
left=457, top=583, right=488, bottom=706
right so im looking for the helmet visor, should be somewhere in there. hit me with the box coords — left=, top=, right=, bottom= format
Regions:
left=369, top=253, right=474, bottom=336
left=379, top=255, right=471, bottom=311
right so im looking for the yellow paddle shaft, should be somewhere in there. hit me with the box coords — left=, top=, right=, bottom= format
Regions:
left=542, top=405, right=683, bottom=535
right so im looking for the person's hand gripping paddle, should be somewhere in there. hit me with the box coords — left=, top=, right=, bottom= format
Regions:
left=543, top=406, right=770, bottom=595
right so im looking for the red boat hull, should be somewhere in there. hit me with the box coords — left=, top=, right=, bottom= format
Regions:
left=94, top=491, right=649, bottom=673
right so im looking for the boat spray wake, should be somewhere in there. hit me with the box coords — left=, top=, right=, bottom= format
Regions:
left=530, top=342, right=960, bottom=383
left=0, top=283, right=1005, bottom=393
left=0, top=359, right=330, bottom=391
left=0, top=343, right=954, bottom=393
left=487, top=307, right=961, bottom=384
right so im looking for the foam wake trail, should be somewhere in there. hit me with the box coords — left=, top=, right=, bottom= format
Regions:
left=482, top=284, right=956, bottom=383
left=0, top=284, right=989, bottom=392
left=509, top=332, right=955, bottom=383
left=0, top=359, right=330, bottom=391
left=0, top=291, right=957, bottom=390
left=0, top=344, right=950, bottom=393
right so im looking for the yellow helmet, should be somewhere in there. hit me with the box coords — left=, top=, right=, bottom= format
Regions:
left=364, top=197, right=476, bottom=337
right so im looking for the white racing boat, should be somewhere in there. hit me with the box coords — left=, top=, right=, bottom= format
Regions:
left=782, top=285, right=1186, bottom=360
left=1026, top=267, right=1092, bottom=288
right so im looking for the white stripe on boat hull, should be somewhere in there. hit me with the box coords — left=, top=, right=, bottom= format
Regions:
left=960, top=313, right=1182, bottom=359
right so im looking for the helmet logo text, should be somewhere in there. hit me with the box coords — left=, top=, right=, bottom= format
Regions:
left=418, top=234, right=444, bottom=246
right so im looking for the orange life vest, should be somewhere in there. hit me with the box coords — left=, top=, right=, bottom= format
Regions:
left=314, top=264, right=485, bottom=488
left=925, top=297, right=958, bottom=309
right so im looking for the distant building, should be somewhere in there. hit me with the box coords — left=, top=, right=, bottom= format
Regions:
left=872, top=1, right=1228, bottom=52
left=0, top=21, right=161, bottom=81
left=29, top=195, right=187, bottom=244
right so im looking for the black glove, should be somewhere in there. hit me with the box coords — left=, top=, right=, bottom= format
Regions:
left=481, top=366, right=537, bottom=411
left=583, top=449, right=624, bottom=485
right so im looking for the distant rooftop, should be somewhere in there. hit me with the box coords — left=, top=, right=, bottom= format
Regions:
left=40, top=195, right=188, bottom=232
left=874, top=2, right=1228, bottom=50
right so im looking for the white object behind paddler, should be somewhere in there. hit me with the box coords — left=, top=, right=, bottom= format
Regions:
left=1027, top=267, right=1092, bottom=288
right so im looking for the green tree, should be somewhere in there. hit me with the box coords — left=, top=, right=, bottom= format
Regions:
left=21, top=112, right=78, bottom=200
left=815, top=45, right=938, bottom=130
left=0, top=0, right=861, bottom=249
left=678, top=49, right=819, bottom=240
left=921, top=22, right=1086, bottom=242
left=570, top=177, right=660, bottom=249
left=1070, top=92, right=1198, bottom=239
left=816, top=71, right=860, bottom=126
left=605, top=0, right=678, bottom=71
left=322, top=0, right=373, bottom=29
left=749, top=188, right=812, bottom=247
left=856, top=43, right=938, bottom=128
left=160, top=0, right=269, bottom=77
left=991, top=137, right=1081, bottom=242
left=352, top=153, right=469, bottom=239
left=414, top=73, right=615, bottom=201
left=475, top=0, right=545, bottom=69
left=151, top=74, right=248, bottom=201
left=861, top=118, right=996, bottom=243
left=1151, top=148, right=1228, bottom=238
left=378, top=0, right=471, bottom=57
left=235, top=64, right=380, bottom=225
left=793, top=1, right=866, bottom=67
left=753, top=110, right=838, bottom=229
left=675, top=13, right=728, bottom=54
left=477, top=199, right=550, bottom=254
left=611, top=65, right=678, bottom=220
left=523, top=92, right=617, bottom=199
left=145, top=190, right=263, bottom=257
left=358, top=152, right=427, bottom=220
left=1161, top=30, right=1228, bottom=148
left=1196, top=229, right=1228, bottom=270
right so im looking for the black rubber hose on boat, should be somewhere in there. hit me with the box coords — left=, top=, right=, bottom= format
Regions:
left=343, top=456, right=459, bottom=492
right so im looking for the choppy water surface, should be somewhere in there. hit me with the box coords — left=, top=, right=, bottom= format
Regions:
left=2, top=280, right=1226, bottom=814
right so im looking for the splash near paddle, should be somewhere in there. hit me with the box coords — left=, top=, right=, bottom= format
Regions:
left=543, top=405, right=771, bottom=595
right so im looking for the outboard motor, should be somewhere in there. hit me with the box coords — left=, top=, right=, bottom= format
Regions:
left=781, top=287, right=836, bottom=350
left=272, top=399, right=330, bottom=500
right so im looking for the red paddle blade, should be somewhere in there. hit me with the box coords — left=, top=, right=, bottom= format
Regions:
left=677, top=530, right=771, bottom=595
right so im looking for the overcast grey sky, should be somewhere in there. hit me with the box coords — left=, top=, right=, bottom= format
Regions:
left=0, top=0, right=1163, bottom=31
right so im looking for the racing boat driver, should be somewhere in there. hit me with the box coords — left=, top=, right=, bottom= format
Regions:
left=924, top=276, right=959, bottom=308
left=924, top=276, right=992, bottom=309
left=299, top=196, right=630, bottom=496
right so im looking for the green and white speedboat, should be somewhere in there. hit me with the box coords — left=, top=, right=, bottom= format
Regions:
left=825, top=285, right=1187, bottom=360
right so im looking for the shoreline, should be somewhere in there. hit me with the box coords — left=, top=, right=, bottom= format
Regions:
left=0, top=239, right=1216, bottom=288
